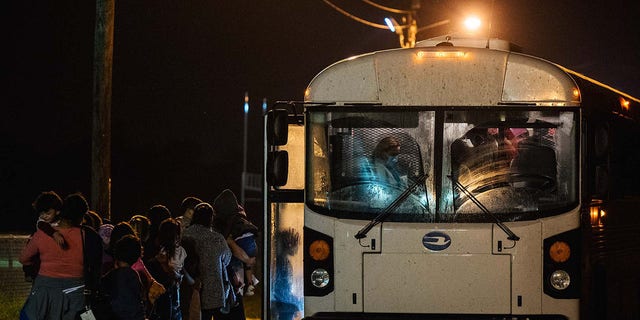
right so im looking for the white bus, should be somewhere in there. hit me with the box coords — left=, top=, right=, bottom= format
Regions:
left=263, top=37, right=640, bottom=320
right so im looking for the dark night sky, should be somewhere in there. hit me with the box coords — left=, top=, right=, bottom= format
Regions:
left=3, top=0, right=640, bottom=231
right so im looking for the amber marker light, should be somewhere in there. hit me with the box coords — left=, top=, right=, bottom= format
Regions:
left=619, top=97, right=630, bottom=111
left=309, top=239, right=330, bottom=261
left=572, top=88, right=580, bottom=100
left=416, top=51, right=466, bottom=59
left=549, top=241, right=571, bottom=263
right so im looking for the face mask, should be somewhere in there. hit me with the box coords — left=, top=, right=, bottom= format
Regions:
left=386, top=156, right=398, bottom=167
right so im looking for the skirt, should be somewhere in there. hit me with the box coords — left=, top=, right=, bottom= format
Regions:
left=21, top=275, right=86, bottom=320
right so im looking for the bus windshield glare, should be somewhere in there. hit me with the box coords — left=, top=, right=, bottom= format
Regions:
left=307, top=108, right=578, bottom=223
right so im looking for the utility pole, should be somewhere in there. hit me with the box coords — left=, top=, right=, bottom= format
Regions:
left=92, top=0, right=114, bottom=220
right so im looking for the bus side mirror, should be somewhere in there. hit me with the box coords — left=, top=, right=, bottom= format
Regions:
left=267, top=109, right=289, bottom=146
left=267, top=151, right=289, bottom=187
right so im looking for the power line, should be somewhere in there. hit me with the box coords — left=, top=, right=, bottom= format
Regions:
left=361, top=0, right=411, bottom=14
left=322, top=0, right=389, bottom=29
left=321, top=0, right=449, bottom=48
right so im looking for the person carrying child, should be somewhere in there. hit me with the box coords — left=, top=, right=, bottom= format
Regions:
left=213, top=189, right=259, bottom=296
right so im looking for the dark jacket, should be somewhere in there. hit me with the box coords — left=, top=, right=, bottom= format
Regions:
left=99, top=267, right=146, bottom=320
left=213, top=189, right=258, bottom=239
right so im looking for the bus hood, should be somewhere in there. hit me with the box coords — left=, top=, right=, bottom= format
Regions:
left=362, top=223, right=511, bottom=314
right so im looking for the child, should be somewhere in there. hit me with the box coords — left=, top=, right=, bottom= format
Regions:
left=108, top=221, right=166, bottom=317
left=273, top=228, right=302, bottom=320
left=178, top=196, right=202, bottom=232
left=23, top=191, right=67, bottom=281
left=213, top=189, right=260, bottom=296
left=99, top=234, right=146, bottom=320
left=147, top=218, right=186, bottom=320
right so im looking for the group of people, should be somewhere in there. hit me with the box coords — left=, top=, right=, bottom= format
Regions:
left=450, top=124, right=558, bottom=193
left=18, top=189, right=260, bottom=320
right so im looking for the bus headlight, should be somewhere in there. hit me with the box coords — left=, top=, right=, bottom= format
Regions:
left=550, top=270, right=571, bottom=290
left=311, top=268, right=330, bottom=288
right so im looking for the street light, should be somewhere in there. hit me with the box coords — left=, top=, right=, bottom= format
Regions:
left=384, top=17, right=397, bottom=33
left=383, top=16, right=417, bottom=48
left=241, top=92, right=249, bottom=204
left=463, top=16, right=482, bottom=32
left=262, top=97, right=268, bottom=115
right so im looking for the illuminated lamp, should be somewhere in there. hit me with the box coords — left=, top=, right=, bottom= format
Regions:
left=549, top=241, right=571, bottom=263
left=416, top=50, right=466, bottom=59
left=463, top=16, right=482, bottom=32
left=572, top=88, right=580, bottom=100
left=589, top=199, right=606, bottom=226
left=309, top=239, right=330, bottom=261
left=619, top=97, right=630, bottom=111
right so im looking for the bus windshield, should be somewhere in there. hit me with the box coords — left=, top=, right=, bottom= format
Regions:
left=307, top=108, right=578, bottom=223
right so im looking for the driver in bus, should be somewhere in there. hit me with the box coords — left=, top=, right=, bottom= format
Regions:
left=371, top=136, right=407, bottom=188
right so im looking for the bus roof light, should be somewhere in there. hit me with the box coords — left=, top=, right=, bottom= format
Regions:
left=416, top=50, right=466, bottom=59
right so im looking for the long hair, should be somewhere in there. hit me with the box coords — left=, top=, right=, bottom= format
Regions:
left=157, top=218, right=181, bottom=258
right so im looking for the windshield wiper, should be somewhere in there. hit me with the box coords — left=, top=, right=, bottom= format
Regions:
left=450, top=176, right=520, bottom=241
left=355, top=173, right=428, bottom=239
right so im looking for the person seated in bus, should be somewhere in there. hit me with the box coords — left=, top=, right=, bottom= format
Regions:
left=509, top=125, right=558, bottom=192
left=371, top=136, right=406, bottom=188
left=503, top=127, right=529, bottom=159
left=450, top=135, right=473, bottom=184
left=450, top=127, right=503, bottom=188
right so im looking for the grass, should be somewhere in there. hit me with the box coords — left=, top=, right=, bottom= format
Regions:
left=1, top=289, right=259, bottom=320
left=0, top=290, right=25, bottom=320
left=0, top=290, right=260, bottom=320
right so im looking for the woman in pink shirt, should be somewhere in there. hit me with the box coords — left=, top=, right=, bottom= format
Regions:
left=19, top=193, right=103, bottom=320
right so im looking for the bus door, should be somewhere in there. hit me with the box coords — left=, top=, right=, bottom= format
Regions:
left=265, top=108, right=305, bottom=320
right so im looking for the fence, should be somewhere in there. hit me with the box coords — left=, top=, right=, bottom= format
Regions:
left=0, top=234, right=31, bottom=302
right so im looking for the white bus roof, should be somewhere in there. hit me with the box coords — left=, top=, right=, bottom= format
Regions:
left=305, top=38, right=580, bottom=107
left=416, top=36, right=515, bottom=51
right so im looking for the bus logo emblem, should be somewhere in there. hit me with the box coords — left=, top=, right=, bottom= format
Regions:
left=422, top=232, right=451, bottom=251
